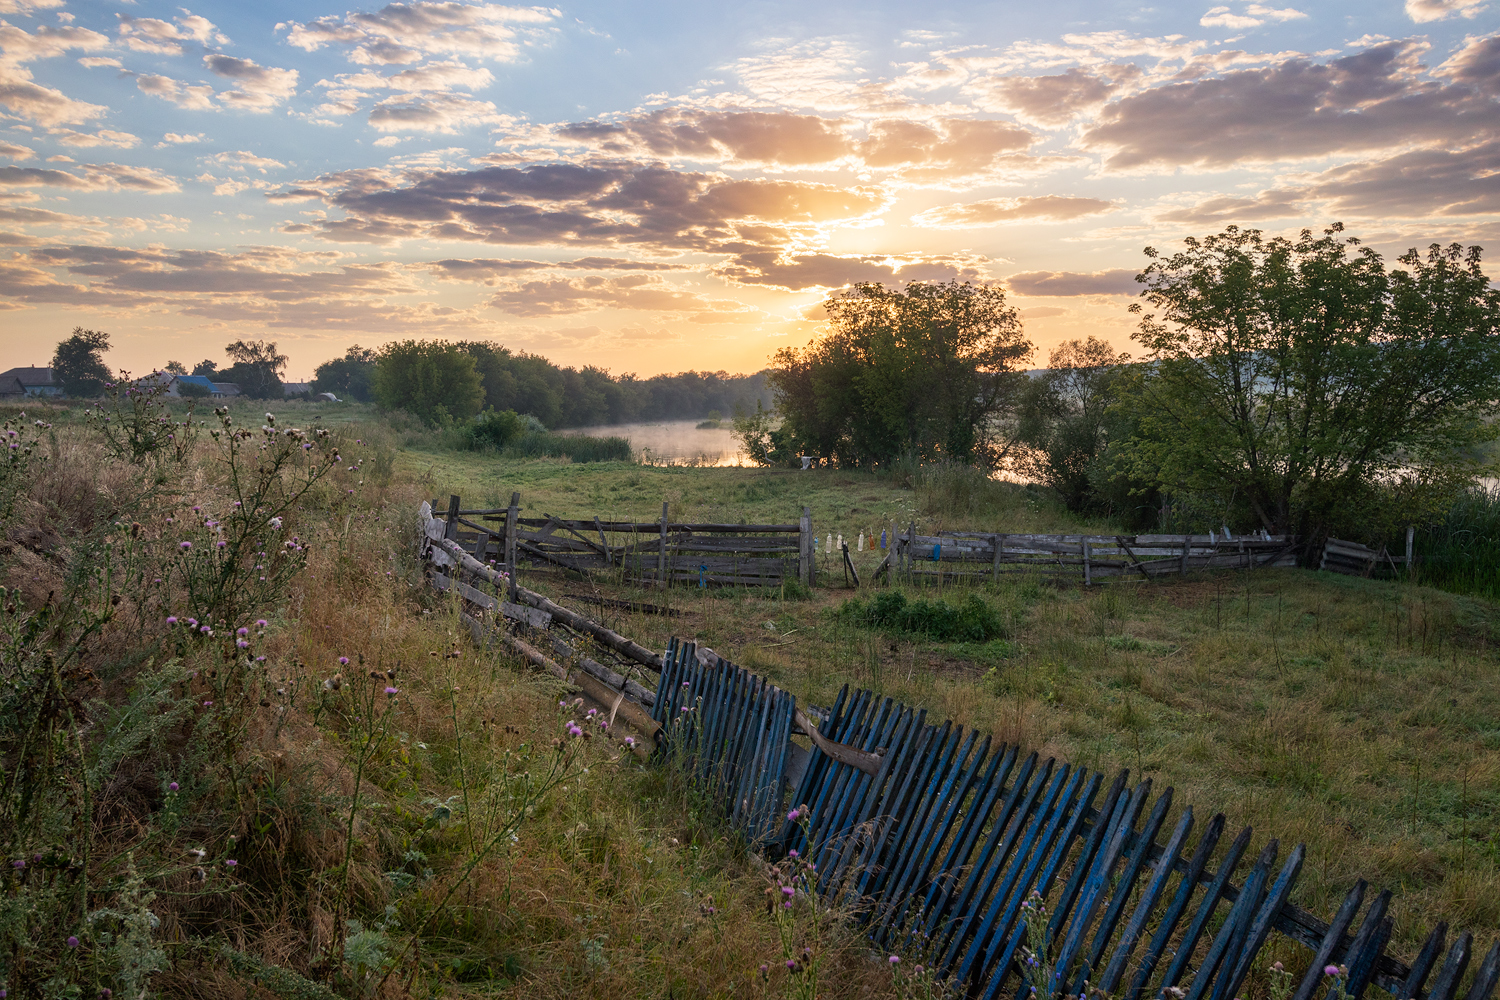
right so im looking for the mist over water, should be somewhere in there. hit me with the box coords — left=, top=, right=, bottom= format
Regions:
left=560, top=420, right=748, bottom=466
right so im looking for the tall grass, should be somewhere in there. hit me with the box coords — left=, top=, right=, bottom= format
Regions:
left=1415, top=484, right=1500, bottom=599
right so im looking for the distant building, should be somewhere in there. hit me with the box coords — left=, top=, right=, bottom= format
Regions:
left=134, top=372, right=228, bottom=398
left=174, top=374, right=219, bottom=396
left=212, top=382, right=241, bottom=398
left=0, top=375, right=25, bottom=398
left=283, top=382, right=313, bottom=397
left=0, top=367, right=59, bottom=397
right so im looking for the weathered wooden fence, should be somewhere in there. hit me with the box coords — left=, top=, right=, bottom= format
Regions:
left=432, top=494, right=816, bottom=589
left=652, top=638, right=1499, bottom=1000
left=876, top=529, right=1298, bottom=586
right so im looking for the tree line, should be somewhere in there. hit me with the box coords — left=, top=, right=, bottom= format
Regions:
left=742, top=224, right=1500, bottom=551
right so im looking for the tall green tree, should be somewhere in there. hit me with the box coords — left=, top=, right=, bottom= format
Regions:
left=765, top=281, right=1032, bottom=467
left=51, top=327, right=112, bottom=397
left=312, top=344, right=378, bottom=402
left=1015, top=337, right=1131, bottom=513
left=373, top=340, right=484, bottom=423
left=1116, top=224, right=1500, bottom=547
left=220, top=339, right=288, bottom=400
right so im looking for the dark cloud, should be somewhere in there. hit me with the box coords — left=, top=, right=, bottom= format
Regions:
left=1082, top=40, right=1500, bottom=171
left=1153, top=189, right=1306, bottom=225
left=1439, top=33, right=1500, bottom=94
left=428, top=256, right=690, bottom=280
left=714, top=251, right=987, bottom=290
left=1007, top=268, right=1139, bottom=296
left=0, top=162, right=178, bottom=192
left=970, top=66, right=1140, bottom=127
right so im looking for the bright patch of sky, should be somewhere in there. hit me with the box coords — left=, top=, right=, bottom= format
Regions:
left=1, top=0, right=1498, bottom=376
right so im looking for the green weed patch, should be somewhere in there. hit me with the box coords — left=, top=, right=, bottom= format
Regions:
left=837, top=590, right=1008, bottom=642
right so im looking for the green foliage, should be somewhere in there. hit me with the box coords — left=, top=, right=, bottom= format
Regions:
left=176, top=379, right=212, bottom=399
left=373, top=340, right=484, bottom=424
left=1415, top=484, right=1500, bottom=600
left=51, top=327, right=113, bottom=398
left=85, top=376, right=199, bottom=465
left=768, top=281, right=1033, bottom=468
left=1114, top=224, right=1500, bottom=548
left=0, top=411, right=47, bottom=523
left=732, top=400, right=800, bottom=467
left=838, top=590, right=1007, bottom=643
left=460, top=407, right=526, bottom=450
left=313, top=345, right=378, bottom=402
left=222, top=340, right=289, bottom=401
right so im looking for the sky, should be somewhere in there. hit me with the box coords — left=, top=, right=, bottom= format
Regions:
left=2, top=0, right=1499, bottom=380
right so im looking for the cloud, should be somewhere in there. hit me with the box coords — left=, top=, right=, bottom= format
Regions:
left=1438, top=33, right=1500, bottom=95
left=0, top=23, right=112, bottom=127
left=0, top=22, right=110, bottom=64
left=1081, top=39, right=1500, bottom=171
left=713, top=250, right=989, bottom=290
left=965, top=66, right=1140, bottom=127
left=1200, top=3, right=1308, bottom=28
left=0, top=140, right=34, bottom=160
left=368, top=92, right=506, bottom=132
left=336, top=59, right=495, bottom=92
left=0, top=162, right=179, bottom=192
left=485, top=273, right=756, bottom=320
left=428, top=256, right=691, bottom=280
left=274, top=160, right=891, bottom=253
left=282, top=2, right=559, bottom=67
left=136, top=74, right=217, bottom=110
left=1406, top=0, right=1487, bottom=21
left=0, top=0, right=65, bottom=13
left=49, top=127, right=140, bottom=148
left=1151, top=189, right=1305, bottom=225
left=161, top=132, right=206, bottom=145
left=204, top=54, right=299, bottom=111
left=204, top=150, right=286, bottom=173
left=1007, top=268, right=1139, bottom=295
left=911, top=195, right=1116, bottom=228
left=78, top=56, right=122, bottom=69
left=117, top=13, right=226, bottom=55
left=730, top=38, right=914, bottom=114
left=1276, top=139, right=1500, bottom=217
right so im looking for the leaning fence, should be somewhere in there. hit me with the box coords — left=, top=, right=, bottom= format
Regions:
left=417, top=500, right=1498, bottom=1000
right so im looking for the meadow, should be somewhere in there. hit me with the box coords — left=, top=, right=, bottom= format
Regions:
left=1, top=394, right=1496, bottom=999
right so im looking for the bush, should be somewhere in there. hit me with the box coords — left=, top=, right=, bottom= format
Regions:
left=837, top=589, right=1007, bottom=642
left=1415, top=484, right=1500, bottom=599
left=461, top=408, right=527, bottom=450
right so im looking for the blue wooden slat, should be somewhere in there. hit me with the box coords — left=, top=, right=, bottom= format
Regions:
left=1044, top=770, right=1131, bottom=951
left=1186, top=839, right=1277, bottom=1000
left=1427, top=934, right=1474, bottom=1000
left=777, top=685, right=852, bottom=852
left=1292, top=881, right=1368, bottom=1000
left=824, top=707, right=923, bottom=891
left=809, top=694, right=893, bottom=868
left=1463, top=940, right=1500, bottom=1000
left=1402, top=923, right=1447, bottom=1000
left=1098, top=806, right=1196, bottom=994
left=790, top=688, right=868, bottom=854
left=854, top=721, right=952, bottom=900
left=816, top=700, right=910, bottom=888
left=1339, top=893, right=1393, bottom=1000
left=1158, top=824, right=1254, bottom=993
left=1125, top=813, right=1227, bottom=1000
left=867, top=728, right=977, bottom=908
left=1221, top=843, right=1306, bottom=1000
left=917, top=744, right=1021, bottom=941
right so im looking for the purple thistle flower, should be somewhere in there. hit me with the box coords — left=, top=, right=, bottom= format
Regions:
left=889, top=955, right=900, bottom=965
left=237, top=627, right=248, bottom=636
left=338, top=656, right=349, bottom=665
left=788, top=848, right=798, bottom=858
left=624, top=736, right=635, bottom=747
left=236, top=639, right=249, bottom=648
left=168, top=782, right=179, bottom=791
left=66, top=936, right=79, bottom=948
left=1325, top=967, right=1341, bottom=978
left=10, top=860, right=22, bottom=870
left=179, top=541, right=191, bottom=550
left=256, top=619, right=267, bottom=627
left=787, top=808, right=800, bottom=822
left=384, top=686, right=398, bottom=696
left=166, top=616, right=177, bottom=625
left=224, top=859, right=237, bottom=867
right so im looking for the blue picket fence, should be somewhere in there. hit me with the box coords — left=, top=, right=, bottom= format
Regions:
left=651, top=638, right=1500, bottom=1000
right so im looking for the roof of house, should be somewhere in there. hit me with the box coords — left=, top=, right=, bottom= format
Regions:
left=283, top=382, right=313, bottom=395
left=212, top=382, right=241, bottom=395
left=0, top=367, right=54, bottom=386
left=0, top=376, right=26, bottom=395
left=176, top=375, right=217, bottom=390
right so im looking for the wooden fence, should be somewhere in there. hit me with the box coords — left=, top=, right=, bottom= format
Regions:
left=431, top=494, right=816, bottom=589
left=652, top=639, right=1500, bottom=1000
left=417, top=501, right=1497, bottom=1000
left=877, top=528, right=1298, bottom=586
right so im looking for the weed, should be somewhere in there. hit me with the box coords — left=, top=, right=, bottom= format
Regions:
left=838, top=590, right=1008, bottom=643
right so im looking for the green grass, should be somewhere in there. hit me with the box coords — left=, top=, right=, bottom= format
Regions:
left=1415, top=484, right=1500, bottom=600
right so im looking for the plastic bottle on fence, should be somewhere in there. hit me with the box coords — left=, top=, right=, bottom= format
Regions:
left=858, top=532, right=865, bottom=551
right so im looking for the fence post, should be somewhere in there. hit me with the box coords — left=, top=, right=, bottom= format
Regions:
left=658, top=501, right=669, bottom=589
left=444, top=495, right=460, bottom=540
left=1406, top=525, right=1415, bottom=578
left=992, top=533, right=1002, bottom=584
left=505, top=491, right=519, bottom=603
left=800, top=506, right=812, bottom=587
left=1180, top=534, right=1189, bottom=576
left=907, top=519, right=916, bottom=585
left=1083, top=538, right=1093, bottom=586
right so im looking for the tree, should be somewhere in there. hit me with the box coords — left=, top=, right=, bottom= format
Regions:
left=192, top=359, right=218, bottom=377
left=312, top=345, right=378, bottom=402
left=221, top=339, right=288, bottom=400
left=1115, top=223, right=1500, bottom=549
left=1015, top=337, right=1131, bottom=513
left=372, top=340, right=484, bottom=423
left=163, top=360, right=188, bottom=375
left=766, top=281, right=1032, bottom=467
left=51, top=327, right=113, bottom=397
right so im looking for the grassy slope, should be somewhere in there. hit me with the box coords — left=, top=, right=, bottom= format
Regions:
left=402, top=450, right=1500, bottom=968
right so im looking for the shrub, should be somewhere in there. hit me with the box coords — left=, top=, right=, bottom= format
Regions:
left=837, top=589, right=1007, bottom=642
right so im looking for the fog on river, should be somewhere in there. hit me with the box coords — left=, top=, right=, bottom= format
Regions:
left=560, top=420, right=748, bottom=466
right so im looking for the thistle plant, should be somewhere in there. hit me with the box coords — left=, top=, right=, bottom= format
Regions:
left=763, top=806, right=827, bottom=1000
left=86, top=375, right=199, bottom=466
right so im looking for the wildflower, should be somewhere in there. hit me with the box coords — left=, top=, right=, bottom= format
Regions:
left=66, top=936, right=79, bottom=948
left=384, top=686, right=398, bottom=696
left=168, top=782, right=179, bottom=791
left=179, top=541, right=192, bottom=550
left=788, top=849, right=798, bottom=858
left=598, top=719, right=608, bottom=730
left=787, top=808, right=800, bottom=822
left=889, top=955, right=900, bottom=965
left=781, top=886, right=795, bottom=896
left=1273, top=963, right=1284, bottom=972
left=568, top=724, right=583, bottom=737
left=255, top=656, right=266, bottom=662
left=200, top=626, right=211, bottom=634
left=587, top=708, right=598, bottom=717
left=786, top=959, right=796, bottom=970
left=224, top=859, right=237, bottom=867
left=1325, top=967, right=1341, bottom=978
left=255, top=619, right=267, bottom=627
left=338, top=656, right=349, bottom=665
left=324, top=675, right=342, bottom=690
left=10, top=860, right=22, bottom=870
left=680, top=706, right=689, bottom=714
left=624, top=736, right=636, bottom=747
left=203, top=701, right=213, bottom=708
left=268, top=517, right=282, bottom=530
left=166, top=616, right=178, bottom=625
left=236, top=639, right=249, bottom=649
left=187, top=618, right=198, bottom=626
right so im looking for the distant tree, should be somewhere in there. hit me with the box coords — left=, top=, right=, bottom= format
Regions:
left=766, top=281, right=1033, bottom=467
left=373, top=340, right=483, bottom=423
left=192, top=359, right=219, bottom=377
left=1015, top=337, right=1131, bottom=513
left=51, top=327, right=113, bottom=398
left=221, top=339, right=287, bottom=400
left=1115, top=223, right=1500, bottom=549
left=176, top=380, right=212, bottom=399
left=312, top=344, right=378, bottom=402
left=163, top=360, right=188, bottom=375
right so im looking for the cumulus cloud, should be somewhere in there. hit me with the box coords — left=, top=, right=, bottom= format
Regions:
left=0, top=0, right=65, bottom=13
left=136, top=74, right=217, bottom=110
left=965, top=65, right=1140, bottom=127
left=160, top=132, right=206, bottom=145
left=1081, top=39, right=1500, bottom=171
left=337, top=59, right=495, bottom=92
left=1438, top=33, right=1500, bottom=94
left=714, top=250, right=988, bottom=290
left=204, top=54, right=299, bottom=111
left=0, top=23, right=112, bottom=127
left=1406, top=0, right=1487, bottom=21
left=204, top=150, right=286, bottom=173
left=1200, top=3, right=1308, bottom=29
left=368, top=92, right=506, bottom=132
left=49, top=127, right=139, bottom=148
left=1152, top=189, right=1305, bottom=225
left=911, top=195, right=1115, bottom=228
left=282, top=1, right=559, bottom=67
left=271, top=160, right=891, bottom=252
left=78, top=56, right=122, bottom=69
left=1007, top=268, right=1139, bottom=295
left=428, top=256, right=691, bottom=280
left=117, top=13, right=226, bottom=56
left=0, top=140, right=34, bottom=159
left=0, top=162, right=179, bottom=192
left=486, top=273, right=757, bottom=320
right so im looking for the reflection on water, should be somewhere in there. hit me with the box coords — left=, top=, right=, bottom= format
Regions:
left=560, top=419, right=748, bottom=466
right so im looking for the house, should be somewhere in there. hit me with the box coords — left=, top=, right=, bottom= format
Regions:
left=0, top=375, right=26, bottom=398
left=212, top=382, right=241, bottom=398
left=282, top=382, right=313, bottom=397
left=0, top=367, right=60, bottom=397
left=133, top=373, right=224, bottom=398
